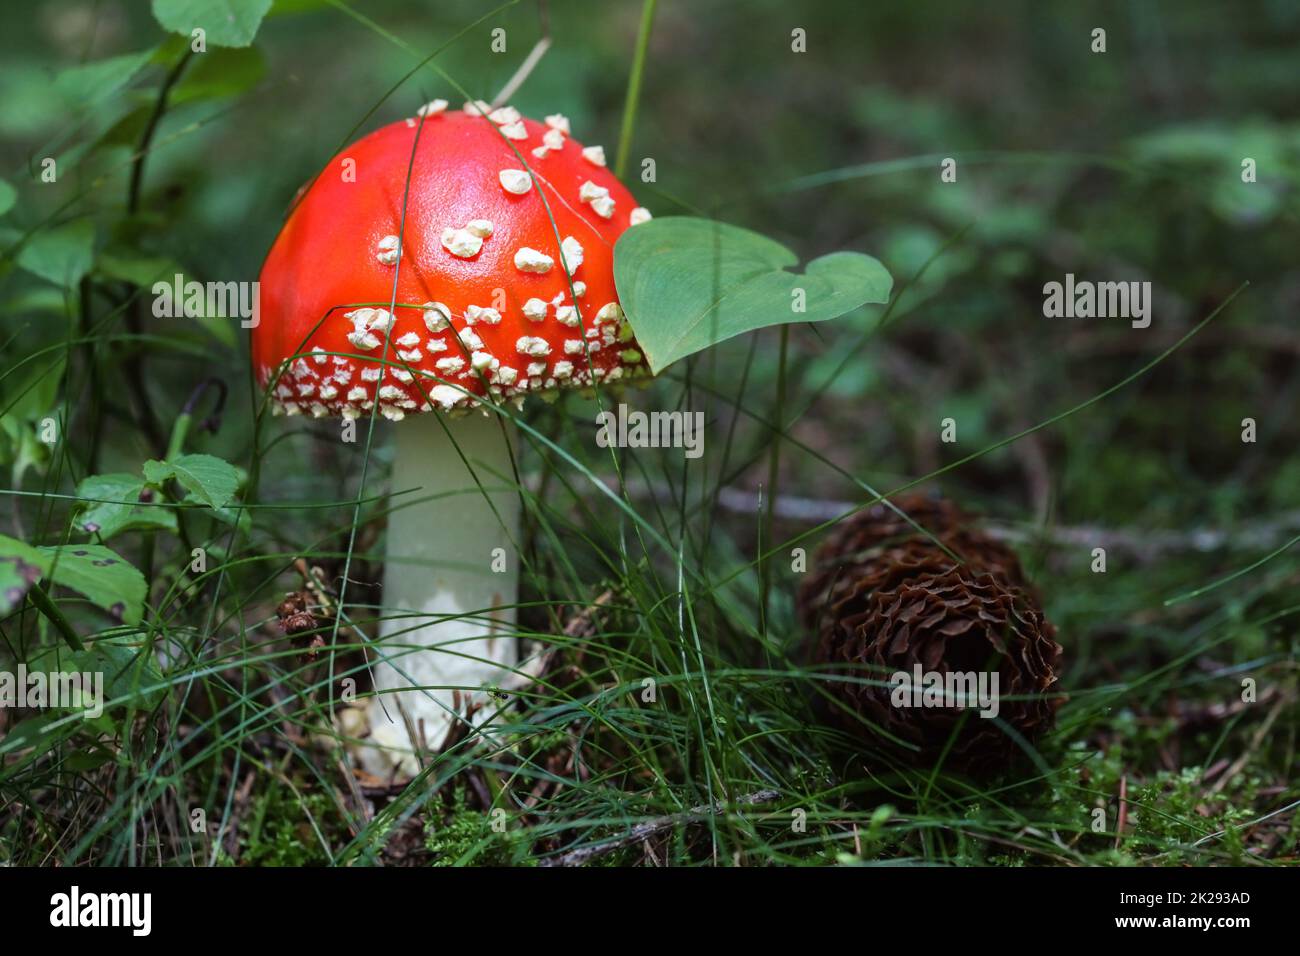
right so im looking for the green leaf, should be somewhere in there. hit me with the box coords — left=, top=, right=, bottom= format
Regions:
left=53, top=49, right=154, bottom=109
left=87, top=638, right=166, bottom=710
left=0, top=178, right=15, bottom=217
left=151, top=0, right=272, bottom=48
left=1, top=355, right=63, bottom=421
left=28, top=638, right=166, bottom=714
left=0, top=713, right=79, bottom=780
left=92, top=100, right=156, bottom=149
left=97, top=248, right=185, bottom=287
left=75, top=473, right=177, bottom=540
left=0, top=534, right=51, bottom=616
left=0, top=357, right=63, bottom=486
left=268, top=0, right=332, bottom=15
left=40, top=544, right=147, bottom=625
left=64, top=748, right=116, bottom=772
left=97, top=250, right=235, bottom=347
left=199, top=501, right=252, bottom=540
left=144, top=453, right=241, bottom=509
left=16, top=219, right=95, bottom=288
left=172, top=46, right=266, bottom=103
left=613, top=217, right=892, bottom=374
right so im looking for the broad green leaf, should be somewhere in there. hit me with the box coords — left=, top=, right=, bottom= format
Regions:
left=64, top=748, right=116, bottom=772
left=0, top=713, right=79, bottom=780
left=97, top=248, right=185, bottom=287
left=97, top=250, right=235, bottom=347
left=85, top=638, right=166, bottom=710
left=0, top=416, right=53, bottom=488
left=172, top=46, right=266, bottom=103
left=0, top=533, right=51, bottom=616
left=151, top=0, right=272, bottom=48
left=27, top=639, right=166, bottom=713
left=268, top=0, right=332, bottom=15
left=150, top=33, right=193, bottom=65
left=16, top=219, right=95, bottom=288
left=93, top=102, right=156, bottom=148
left=75, top=473, right=177, bottom=539
left=0, top=63, right=68, bottom=138
left=613, top=217, right=892, bottom=374
left=74, top=473, right=140, bottom=536
left=1128, top=122, right=1291, bottom=224
left=0, top=357, right=63, bottom=486
left=53, top=49, right=154, bottom=108
left=1, top=287, right=68, bottom=315
left=144, top=453, right=241, bottom=509
left=1, top=355, right=64, bottom=421
left=199, top=501, right=252, bottom=539
left=0, top=178, right=15, bottom=217
left=40, top=544, right=147, bottom=625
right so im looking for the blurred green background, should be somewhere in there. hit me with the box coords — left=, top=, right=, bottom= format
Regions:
left=1, top=0, right=1298, bottom=866
left=4, top=0, right=1298, bottom=521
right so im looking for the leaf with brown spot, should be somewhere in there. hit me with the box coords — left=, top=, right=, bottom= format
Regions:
left=0, top=534, right=52, bottom=615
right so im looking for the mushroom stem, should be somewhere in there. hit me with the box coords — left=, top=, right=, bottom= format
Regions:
left=362, top=411, right=519, bottom=776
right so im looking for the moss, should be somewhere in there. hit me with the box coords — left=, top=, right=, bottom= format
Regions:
left=242, top=789, right=337, bottom=867
left=423, top=789, right=537, bottom=867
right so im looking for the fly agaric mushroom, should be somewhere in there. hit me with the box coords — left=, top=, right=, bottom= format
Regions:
left=254, top=102, right=652, bottom=775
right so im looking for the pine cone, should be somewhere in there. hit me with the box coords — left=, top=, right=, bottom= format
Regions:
left=798, top=495, right=1062, bottom=769
left=798, top=494, right=1026, bottom=629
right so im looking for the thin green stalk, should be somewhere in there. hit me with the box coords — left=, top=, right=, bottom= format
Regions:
left=614, top=0, right=656, bottom=180
left=124, top=47, right=194, bottom=456
left=761, top=324, right=789, bottom=628
left=27, top=581, right=84, bottom=651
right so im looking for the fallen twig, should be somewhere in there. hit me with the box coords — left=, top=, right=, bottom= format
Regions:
left=541, top=789, right=781, bottom=867
left=526, top=475, right=1300, bottom=560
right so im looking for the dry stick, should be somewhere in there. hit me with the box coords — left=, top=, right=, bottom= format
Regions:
left=122, top=47, right=194, bottom=455
left=1205, top=695, right=1289, bottom=798
left=222, top=770, right=256, bottom=863
left=1192, top=794, right=1300, bottom=849
left=541, top=789, right=780, bottom=867
left=1114, top=774, right=1128, bottom=849
left=715, top=490, right=1300, bottom=559
left=491, top=0, right=550, bottom=107
left=544, top=473, right=1300, bottom=560
left=761, top=325, right=789, bottom=629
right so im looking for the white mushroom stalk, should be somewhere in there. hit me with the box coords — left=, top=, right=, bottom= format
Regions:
left=360, top=411, right=519, bottom=777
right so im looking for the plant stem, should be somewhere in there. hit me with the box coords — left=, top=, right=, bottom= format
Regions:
left=77, top=276, right=104, bottom=474
left=128, top=50, right=194, bottom=215
left=28, top=581, right=84, bottom=651
left=166, top=377, right=228, bottom=460
left=123, top=48, right=194, bottom=456
left=761, top=324, right=789, bottom=627
left=492, top=0, right=551, bottom=106
left=614, top=0, right=657, bottom=180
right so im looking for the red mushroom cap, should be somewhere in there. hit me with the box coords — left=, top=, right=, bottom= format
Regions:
left=254, top=103, right=652, bottom=420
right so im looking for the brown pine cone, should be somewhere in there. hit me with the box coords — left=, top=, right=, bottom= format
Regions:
left=798, top=495, right=1063, bottom=769
left=817, top=567, right=1063, bottom=766
left=798, top=494, right=1027, bottom=629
